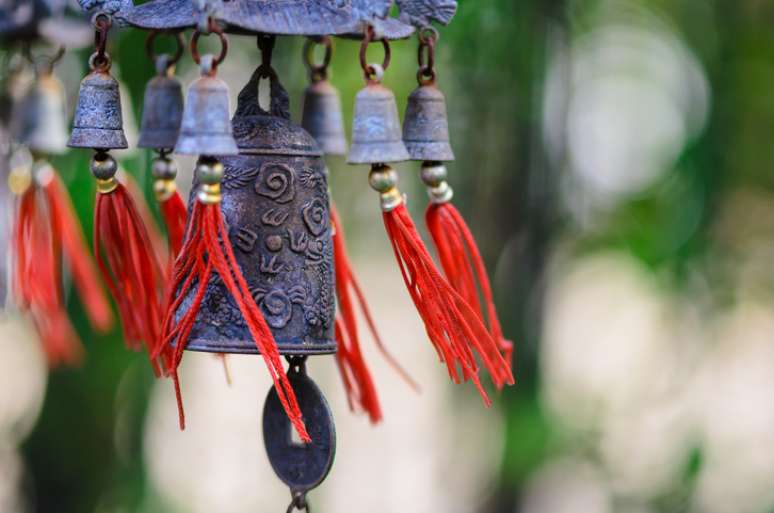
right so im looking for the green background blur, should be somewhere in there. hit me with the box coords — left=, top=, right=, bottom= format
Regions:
left=4, top=1, right=774, bottom=512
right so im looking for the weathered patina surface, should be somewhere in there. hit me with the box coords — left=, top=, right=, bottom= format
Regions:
left=182, top=67, right=336, bottom=355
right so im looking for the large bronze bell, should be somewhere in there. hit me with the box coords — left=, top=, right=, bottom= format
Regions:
left=181, top=67, right=335, bottom=355
left=402, top=83, right=454, bottom=162
left=174, top=56, right=238, bottom=156
left=12, top=70, right=68, bottom=155
left=138, top=56, right=184, bottom=150
left=347, top=68, right=409, bottom=164
left=68, top=59, right=128, bottom=150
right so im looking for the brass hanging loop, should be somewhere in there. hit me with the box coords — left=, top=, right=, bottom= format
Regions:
left=190, top=19, right=228, bottom=76
left=359, top=25, right=391, bottom=83
left=303, top=36, right=332, bottom=83
left=417, top=26, right=438, bottom=85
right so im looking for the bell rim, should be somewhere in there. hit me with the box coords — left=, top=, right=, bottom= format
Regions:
left=174, top=133, right=240, bottom=156
left=67, top=128, right=128, bottom=150
left=405, top=141, right=455, bottom=162
left=347, top=140, right=410, bottom=165
left=138, top=129, right=181, bottom=150
left=182, top=338, right=337, bottom=355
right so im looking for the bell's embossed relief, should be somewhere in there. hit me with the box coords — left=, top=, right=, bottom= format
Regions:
left=180, top=66, right=335, bottom=355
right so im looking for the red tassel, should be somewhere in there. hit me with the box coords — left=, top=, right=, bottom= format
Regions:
left=158, top=190, right=187, bottom=257
left=426, top=202, right=514, bottom=378
left=382, top=203, right=513, bottom=401
left=156, top=200, right=310, bottom=442
left=94, top=182, right=165, bottom=373
left=42, top=173, right=113, bottom=332
left=122, top=172, right=169, bottom=268
left=331, top=203, right=417, bottom=422
left=13, top=182, right=84, bottom=366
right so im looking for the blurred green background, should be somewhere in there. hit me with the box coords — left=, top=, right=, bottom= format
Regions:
left=4, top=0, right=774, bottom=512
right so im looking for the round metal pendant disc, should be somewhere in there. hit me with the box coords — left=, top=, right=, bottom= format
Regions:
left=263, top=370, right=336, bottom=493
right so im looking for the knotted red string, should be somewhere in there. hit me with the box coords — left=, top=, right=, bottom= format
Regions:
left=331, top=203, right=417, bottom=422
left=155, top=201, right=310, bottom=442
left=426, top=202, right=513, bottom=380
left=382, top=203, right=513, bottom=401
left=94, top=183, right=165, bottom=374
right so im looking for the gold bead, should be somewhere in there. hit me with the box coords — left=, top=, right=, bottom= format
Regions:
left=154, top=178, right=177, bottom=201
left=96, top=177, right=119, bottom=194
left=8, top=166, right=32, bottom=196
left=197, top=183, right=221, bottom=205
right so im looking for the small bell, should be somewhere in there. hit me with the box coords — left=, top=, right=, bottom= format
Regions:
left=174, top=55, right=238, bottom=156
left=138, top=55, right=184, bottom=150
left=302, top=79, right=347, bottom=156
left=347, top=64, right=409, bottom=165
left=301, top=37, right=347, bottom=156
left=68, top=55, right=128, bottom=150
left=402, top=83, right=455, bottom=162
left=13, top=70, right=68, bottom=155
left=351, top=29, right=513, bottom=402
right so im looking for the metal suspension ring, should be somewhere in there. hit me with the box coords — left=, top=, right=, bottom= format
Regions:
left=359, top=25, right=391, bottom=83
left=190, top=19, right=228, bottom=74
left=304, top=36, right=332, bottom=82
left=146, top=30, right=185, bottom=72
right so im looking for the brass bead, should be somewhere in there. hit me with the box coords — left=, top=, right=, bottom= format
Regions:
left=154, top=178, right=177, bottom=201
left=96, top=177, right=119, bottom=194
left=368, top=165, right=403, bottom=212
left=419, top=162, right=447, bottom=187
left=8, top=165, right=32, bottom=196
left=90, top=152, right=118, bottom=181
left=197, top=183, right=221, bottom=205
left=196, top=158, right=224, bottom=186
left=368, top=164, right=398, bottom=194
left=427, top=181, right=453, bottom=204
left=379, top=188, right=403, bottom=212
left=151, top=156, right=178, bottom=181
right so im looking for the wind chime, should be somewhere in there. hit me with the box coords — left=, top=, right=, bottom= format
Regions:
left=6, top=0, right=512, bottom=509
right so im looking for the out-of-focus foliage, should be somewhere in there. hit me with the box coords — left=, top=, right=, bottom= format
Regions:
left=4, top=0, right=774, bottom=512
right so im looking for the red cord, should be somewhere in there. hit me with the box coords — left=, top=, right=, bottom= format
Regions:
left=94, top=184, right=164, bottom=375
left=426, top=203, right=514, bottom=378
left=158, top=202, right=310, bottom=442
left=159, top=190, right=187, bottom=258
left=383, top=203, right=513, bottom=401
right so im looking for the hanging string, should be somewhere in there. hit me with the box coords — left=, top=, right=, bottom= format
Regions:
left=331, top=202, right=418, bottom=422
